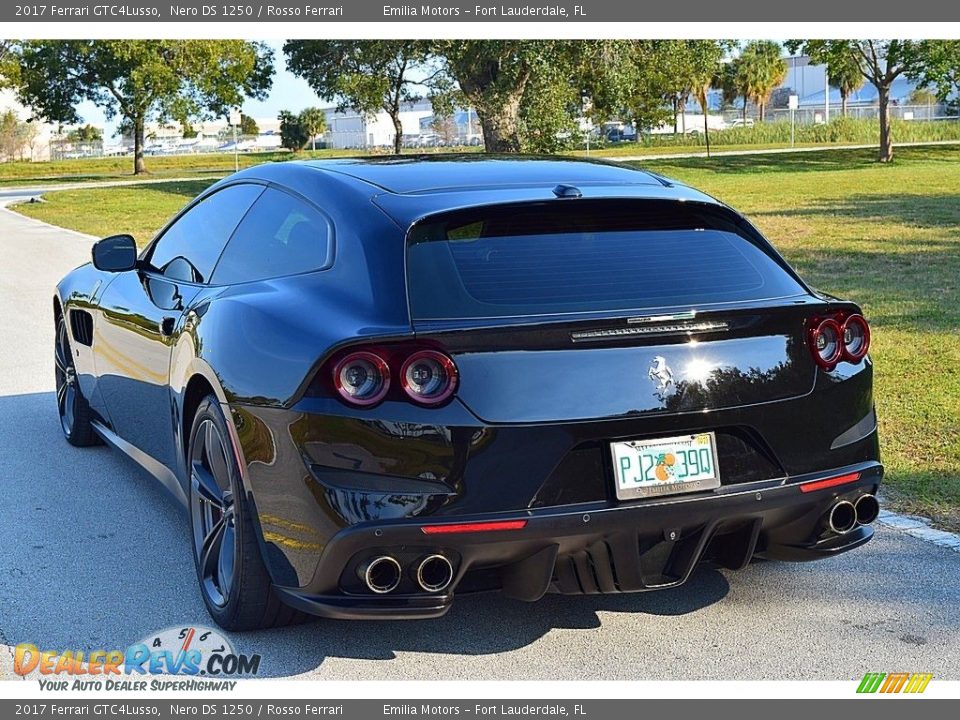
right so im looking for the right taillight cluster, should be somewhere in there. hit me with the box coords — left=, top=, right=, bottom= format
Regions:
left=807, top=313, right=870, bottom=370
left=330, top=345, right=459, bottom=408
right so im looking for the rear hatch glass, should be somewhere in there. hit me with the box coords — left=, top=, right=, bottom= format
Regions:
left=406, top=200, right=806, bottom=321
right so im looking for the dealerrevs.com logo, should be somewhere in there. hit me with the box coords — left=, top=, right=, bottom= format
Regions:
left=14, top=626, right=261, bottom=691
left=857, top=672, right=933, bottom=694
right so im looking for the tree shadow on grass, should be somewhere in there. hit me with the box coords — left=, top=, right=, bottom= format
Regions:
left=753, top=193, right=960, bottom=230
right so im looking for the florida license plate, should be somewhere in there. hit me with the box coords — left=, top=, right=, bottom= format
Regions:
left=611, top=432, right=721, bottom=500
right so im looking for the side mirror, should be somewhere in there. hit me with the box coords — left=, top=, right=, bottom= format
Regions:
left=92, top=235, right=137, bottom=272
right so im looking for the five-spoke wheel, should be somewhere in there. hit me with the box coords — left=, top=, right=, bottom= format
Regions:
left=187, top=396, right=305, bottom=630
left=190, top=418, right=239, bottom=609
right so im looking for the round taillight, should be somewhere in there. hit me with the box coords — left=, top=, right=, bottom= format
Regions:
left=333, top=351, right=390, bottom=406
left=400, top=350, right=458, bottom=405
left=842, top=314, right=870, bottom=362
left=810, top=318, right=843, bottom=369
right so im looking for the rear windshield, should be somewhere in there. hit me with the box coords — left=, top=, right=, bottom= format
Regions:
left=406, top=200, right=806, bottom=321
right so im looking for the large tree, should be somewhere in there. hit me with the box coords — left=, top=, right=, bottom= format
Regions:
left=0, top=41, right=15, bottom=87
left=12, top=40, right=273, bottom=174
left=575, top=41, right=681, bottom=141
left=284, top=41, right=436, bottom=155
left=433, top=41, right=578, bottom=153
left=788, top=40, right=926, bottom=162
left=907, top=41, right=960, bottom=117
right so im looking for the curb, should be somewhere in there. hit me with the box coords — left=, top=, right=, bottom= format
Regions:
left=877, top=509, right=960, bottom=553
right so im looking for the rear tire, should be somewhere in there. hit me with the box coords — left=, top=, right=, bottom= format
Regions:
left=187, top=396, right=307, bottom=630
left=55, top=314, right=98, bottom=447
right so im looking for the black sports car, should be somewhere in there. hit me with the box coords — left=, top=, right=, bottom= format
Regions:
left=54, top=156, right=881, bottom=629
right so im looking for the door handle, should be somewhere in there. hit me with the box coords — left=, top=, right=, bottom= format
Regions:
left=159, top=316, right=176, bottom=337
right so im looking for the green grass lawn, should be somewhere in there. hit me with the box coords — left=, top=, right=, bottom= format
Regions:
left=14, top=145, right=960, bottom=529
left=0, top=147, right=486, bottom=187
left=0, top=149, right=364, bottom=186
left=5, top=136, right=958, bottom=187
left=15, top=180, right=217, bottom=241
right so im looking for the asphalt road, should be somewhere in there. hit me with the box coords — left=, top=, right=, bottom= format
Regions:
left=1, top=188, right=958, bottom=682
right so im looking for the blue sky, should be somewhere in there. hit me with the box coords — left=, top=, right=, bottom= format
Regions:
left=76, top=41, right=327, bottom=137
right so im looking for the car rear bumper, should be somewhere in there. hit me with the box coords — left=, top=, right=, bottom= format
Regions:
left=273, top=461, right=882, bottom=620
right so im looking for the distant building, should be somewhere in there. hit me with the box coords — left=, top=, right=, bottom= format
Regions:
left=324, top=99, right=435, bottom=149
left=417, top=108, right=483, bottom=146
left=138, top=117, right=283, bottom=154
left=783, top=55, right=941, bottom=114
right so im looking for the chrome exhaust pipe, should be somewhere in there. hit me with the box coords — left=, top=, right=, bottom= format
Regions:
left=855, top=494, right=880, bottom=525
left=415, top=554, right=454, bottom=593
left=359, top=556, right=401, bottom=594
left=828, top=500, right=857, bottom=534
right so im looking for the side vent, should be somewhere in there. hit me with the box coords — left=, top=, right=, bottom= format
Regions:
left=69, top=309, right=94, bottom=347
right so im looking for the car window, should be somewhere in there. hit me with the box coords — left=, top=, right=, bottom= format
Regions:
left=210, top=188, right=333, bottom=285
left=406, top=200, right=806, bottom=320
left=147, top=184, right=264, bottom=283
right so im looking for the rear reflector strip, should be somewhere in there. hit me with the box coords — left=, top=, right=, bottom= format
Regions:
left=421, top=520, right=528, bottom=535
left=799, top=472, right=862, bottom=493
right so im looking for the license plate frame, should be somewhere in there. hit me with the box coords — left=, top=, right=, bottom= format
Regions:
left=610, top=432, right=721, bottom=500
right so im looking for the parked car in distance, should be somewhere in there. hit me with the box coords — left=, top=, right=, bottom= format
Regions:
left=54, top=155, right=881, bottom=629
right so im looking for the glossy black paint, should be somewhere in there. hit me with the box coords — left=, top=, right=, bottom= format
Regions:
left=54, top=155, right=882, bottom=620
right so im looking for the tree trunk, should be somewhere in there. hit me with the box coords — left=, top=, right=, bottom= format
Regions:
left=477, top=97, right=523, bottom=153
left=742, top=98, right=747, bottom=124
left=680, top=103, right=686, bottom=134
left=391, top=111, right=402, bottom=155
left=133, top=114, right=146, bottom=175
left=877, top=83, right=893, bottom=162
left=703, top=107, right=710, bottom=158
left=759, top=102, right=765, bottom=123
left=841, top=90, right=849, bottom=118
left=673, top=96, right=679, bottom=135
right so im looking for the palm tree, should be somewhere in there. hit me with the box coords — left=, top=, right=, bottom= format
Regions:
left=828, top=52, right=864, bottom=117
left=736, top=40, right=788, bottom=122
left=692, top=77, right=713, bottom=154
left=298, top=107, right=327, bottom=151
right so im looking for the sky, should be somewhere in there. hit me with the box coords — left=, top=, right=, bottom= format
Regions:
left=75, top=41, right=327, bottom=138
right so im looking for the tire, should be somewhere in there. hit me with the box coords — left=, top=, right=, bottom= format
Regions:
left=187, top=396, right=307, bottom=630
left=55, top=314, right=99, bottom=447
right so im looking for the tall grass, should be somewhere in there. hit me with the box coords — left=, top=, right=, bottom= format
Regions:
left=635, top=117, right=960, bottom=149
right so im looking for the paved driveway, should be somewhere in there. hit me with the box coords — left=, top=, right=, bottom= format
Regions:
left=0, top=189, right=958, bottom=681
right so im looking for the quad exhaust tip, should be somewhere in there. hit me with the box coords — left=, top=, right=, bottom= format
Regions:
left=828, top=500, right=858, bottom=534
left=855, top=494, right=880, bottom=525
left=360, top=556, right=402, bottom=594
left=415, top=554, right=454, bottom=593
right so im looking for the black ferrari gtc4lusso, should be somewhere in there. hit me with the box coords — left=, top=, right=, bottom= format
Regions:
left=54, top=156, right=881, bottom=629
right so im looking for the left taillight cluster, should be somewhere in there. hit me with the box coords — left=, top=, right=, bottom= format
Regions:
left=329, top=346, right=459, bottom=408
left=807, top=313, right=871, bottom=370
